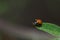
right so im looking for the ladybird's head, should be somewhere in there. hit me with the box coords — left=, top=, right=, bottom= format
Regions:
left=33, top=18, right=42, bottom=27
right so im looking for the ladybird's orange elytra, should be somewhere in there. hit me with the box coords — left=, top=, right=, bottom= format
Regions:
left=35, top=18, right=42, bottom=24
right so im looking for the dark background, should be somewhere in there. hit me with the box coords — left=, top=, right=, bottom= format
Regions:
left=0, top=0, right=60, bottom=40
left=1, top=0, right=60, bottom=27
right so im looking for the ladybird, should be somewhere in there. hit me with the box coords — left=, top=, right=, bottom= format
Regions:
left=33, top=18, right=42, bottom=27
